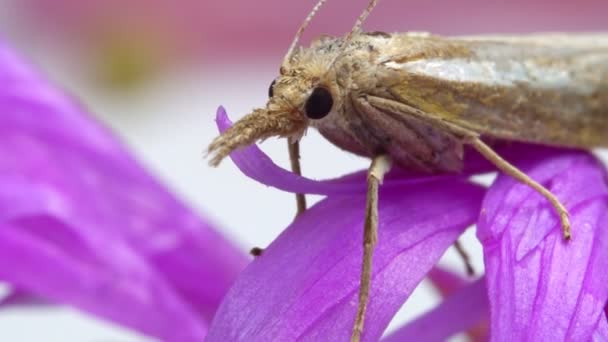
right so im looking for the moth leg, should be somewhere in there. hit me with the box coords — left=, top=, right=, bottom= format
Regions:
left=468, top=137, right=571, bottom=240
left=352, top=154, right=392, bottom=342
left=288, top=139, right=307, bottom=215
left=365, top=95, right=571, bottom=239
left=250, top=140, right=307, bottom=258
left=454, top=239, right=475, bottom=276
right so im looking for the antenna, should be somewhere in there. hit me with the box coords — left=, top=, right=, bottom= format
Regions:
left=329, top=0, right=380, bottom=68
left=345, top=0, right=378, bottom=44
left=282, top=0, right=329, bottom=69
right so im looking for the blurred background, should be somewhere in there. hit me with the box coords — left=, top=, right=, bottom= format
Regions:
left=0, top=0, right=606, bottom=340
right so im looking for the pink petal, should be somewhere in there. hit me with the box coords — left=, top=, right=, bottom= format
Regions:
left=0, top=40, right=247, bottom=337
left=207, top=180, right=485, bottom=341
left=383, top=278, right=488, bottom=342
left=478, top=151, right=608, bottom=340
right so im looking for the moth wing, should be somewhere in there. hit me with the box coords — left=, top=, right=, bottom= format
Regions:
left=380, top=33, right=608, bottom=148
left=355, top=96, right=466, bottom=172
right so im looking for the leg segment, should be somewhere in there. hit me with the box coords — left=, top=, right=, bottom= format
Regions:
left=250, top=140, right=308, bottom=258
left=468, top=137, right=571, bottom=239
left=288, top=139, right=307, bottom=215
left=351, top=155, right=392, bottom=342
left=454, top=239, right=475, bottom=276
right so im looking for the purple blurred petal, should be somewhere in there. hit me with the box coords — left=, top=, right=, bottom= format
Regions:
left=207, top=180, right=485, bottom=341
left=0, top=220, right=207, bottom=341
left=426, top=267, right=470, bottom=296
left=383, top=278, right=488, bottom=342
left=425, top=268, right=489, bottom=341
left=0, top=39, right=247, bottom=337
left=478, top=151, right=608, bottom=340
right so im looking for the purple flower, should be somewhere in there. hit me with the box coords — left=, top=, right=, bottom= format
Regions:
left=209, top=108, right=608, bottom=340
left=2, top=36, right=608, bottom=341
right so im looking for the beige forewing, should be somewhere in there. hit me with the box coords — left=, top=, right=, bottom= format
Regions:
left=383, top=33, right=608, bottom=148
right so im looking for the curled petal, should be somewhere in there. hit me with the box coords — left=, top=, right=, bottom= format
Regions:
left=478, top=151, right=608, bottom=340
left=215, top=107, right=567, bottom=196
left=0, top=40, right=247, bottom=337
left=207, top=180, right=485, bottom=341
left=214, top=107, right=469, bottom=195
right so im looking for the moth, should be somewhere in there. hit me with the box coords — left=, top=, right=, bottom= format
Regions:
left=207, top=0, right=608, bottom=340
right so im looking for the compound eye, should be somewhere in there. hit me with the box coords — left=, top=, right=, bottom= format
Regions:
left=268, top=79, right=277, bottom=98
left=305, top=87, right=333, bottom=119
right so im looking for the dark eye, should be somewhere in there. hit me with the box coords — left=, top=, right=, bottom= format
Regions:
left=305, top=87, right=333, bottom=119
left=268, top=79, right=276, bottom=98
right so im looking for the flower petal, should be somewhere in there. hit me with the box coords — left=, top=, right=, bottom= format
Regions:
left=0, top=40, right=247, bottom=336
left=207, top=180, right=485, bottom=341
left=478, top=151, right=608, bottom=340
left=382, top=278, right=488, bottom=342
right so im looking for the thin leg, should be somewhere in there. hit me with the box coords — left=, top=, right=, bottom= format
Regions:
left=251, top=140, right=307, bottom=258
left=468, top=137, right=571, bottom=239
left=351, top=155, right=392, bottom=342
left=288, top=140, right=307, bottom=215
left=454, top=239, right=475, bottom=276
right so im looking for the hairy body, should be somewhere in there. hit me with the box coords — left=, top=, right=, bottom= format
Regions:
left=282, top=32, right=608, bottom=172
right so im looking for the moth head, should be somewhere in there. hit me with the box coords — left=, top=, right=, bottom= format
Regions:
left=208, top=0, right=378, bottom=166
left=207, top=66, right=339, bottom=166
